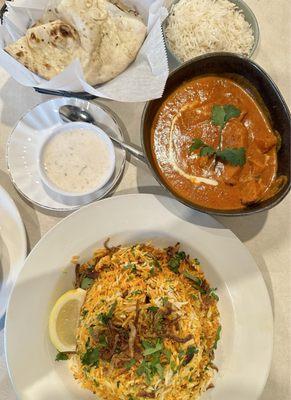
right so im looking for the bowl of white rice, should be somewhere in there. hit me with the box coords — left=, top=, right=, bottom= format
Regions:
left=163, top=0, right=259, bottom=64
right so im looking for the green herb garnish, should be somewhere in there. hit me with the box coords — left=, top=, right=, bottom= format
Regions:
left=163, top=348, right=172, bottom=362
left=97, top=300, right=117, bottom=325
left=189, top=104, right=245, bottom=166
left=98, top=334, right=108, bottom=347
left=189, top=138, right=205, bottom=153
left=183, top=271, right=202, bottom=285
left=142, top=339, right=163, bottom=356
left=189, top=139, right=246, bottom=167
left=212, top=104, right=241, bottom=131
left=124, top=263, right=137, bottom=273
left=208, top=288, right=219, bottom=301
left=182, top=346, right=198, bottom=366
left=148, top=306, right=159, bottom=313
left=161, top=296, right=169, bottom=306
left=216, top=147, right=246, bottom=166
left=213, top=325, right=222, bottom=349
left=125, top=358, right=137, bottom=370
left=168, top=251, right=186, bottom=274
left=131, top=290, right=142, bottom=296
left=81, top=347, right=99, bottom=367
left=81, top=277, right=94, bottom=290
left=81, top=309, right=88, bottom=317
left=55, top=352, right=69, bottom=361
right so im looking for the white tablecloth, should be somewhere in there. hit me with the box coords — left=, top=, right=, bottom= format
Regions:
left=0, top=0, right=290, bottom=399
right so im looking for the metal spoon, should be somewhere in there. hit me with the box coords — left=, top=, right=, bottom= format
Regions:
left=59, top=105, right=146, bottom=162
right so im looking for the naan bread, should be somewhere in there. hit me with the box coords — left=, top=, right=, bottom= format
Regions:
left=5, top=20, right=80, bottom=79
left=5, top=0, right=147, bottom=85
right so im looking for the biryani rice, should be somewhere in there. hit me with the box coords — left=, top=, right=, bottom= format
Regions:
left=70, top=243, right=220, bottom=399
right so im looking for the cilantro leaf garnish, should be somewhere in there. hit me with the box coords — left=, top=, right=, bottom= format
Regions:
left=212, top=104, right=241, bottom=130
left=208, top=288, right=219, bottom=301
left=216, top=147, right=246, bottom=167
left=213, top=325, right=222, bottom=349
left=200, top=146, right=216, bottom=157
left=124, top=263, right=137, bottom=273
left=148, top=306, right=159, bottom=313
left=188, top=104, right=245, bottom=166
left=125, top=358, right=137, bottom=370
left=98, top=300, right=117, bottom=325
left=81, top=347, right=99, bottom=367
left=182, top=346, right=198, bottom=366
left=183, top=271, right=202, bottom=285
left=163, top=348, right=172, bottom=362
left=161, top=296, right=169, bottom=306
left=55, top=352, right=69, bottom=361
left=98, top=334, right=108, bottom=347
left=189, top=139, right=246, bottom=166
left=168, top=251, right=186, bottom=274
left=131, top=290, right=142, bottom=296
left=81, top=277, right=94, bottom=290
left=143, top=339, right=163, bottom=356
left=189, top=138, right=205, bottom=153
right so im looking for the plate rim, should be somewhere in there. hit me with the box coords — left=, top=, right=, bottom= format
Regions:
left=0, top=186, right=27, bottom=319
left=6, top=97, right=127, bottom=213
left=4, top=193, right=273, bottom=399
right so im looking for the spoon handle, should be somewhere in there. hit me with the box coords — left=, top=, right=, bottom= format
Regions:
left=91, top=121, right=146, bottom=163
left=109, top=135, right=146, bottom=163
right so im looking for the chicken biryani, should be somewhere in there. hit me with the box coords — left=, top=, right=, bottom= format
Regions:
left=64, top=242, right=220, bottom=399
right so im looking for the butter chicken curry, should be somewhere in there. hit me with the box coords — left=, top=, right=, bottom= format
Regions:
left=151, top=76, right=283, bottom=210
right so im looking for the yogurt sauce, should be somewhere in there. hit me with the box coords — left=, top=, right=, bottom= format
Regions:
left=42, top=128, right=113, bottom=193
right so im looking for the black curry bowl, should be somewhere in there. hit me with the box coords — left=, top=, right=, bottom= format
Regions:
left=141, top=53, right=291, bottom=216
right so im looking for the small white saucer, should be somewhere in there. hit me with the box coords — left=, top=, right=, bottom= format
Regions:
left=6, top=98, right=126, bottom=212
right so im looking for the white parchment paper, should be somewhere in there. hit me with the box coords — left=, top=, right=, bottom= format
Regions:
left=0, top=0, right=169, bottom=101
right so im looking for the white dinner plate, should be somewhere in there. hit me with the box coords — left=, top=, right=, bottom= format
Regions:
left=0, top=186, right=26, bottom=319
left=6, top=98, right=126, bottom=212
left=5, top=194, right=273, bottom=400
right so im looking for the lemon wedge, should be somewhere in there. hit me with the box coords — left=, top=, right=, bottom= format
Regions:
left=49, top=288, right=86, bottom=352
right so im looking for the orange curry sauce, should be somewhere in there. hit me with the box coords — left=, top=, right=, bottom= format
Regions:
left=151, top=76, right=279, bottom=210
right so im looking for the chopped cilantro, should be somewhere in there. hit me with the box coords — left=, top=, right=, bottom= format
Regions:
left=189, top=138, right=205, bottom=153
left=189, top=104, right=245, bottom=166
left=81, top=309, right=88, bottom=317
left=125, top=358, right=137, bottom=370
left=163, top=348, right=172, bottom=362
left=182, top=346, right=198, bottom=366
left=124, top=263, right=137, bottom=273
left=148, top=306, right=159, bottom=313
left=88, top=326, right=95, bottom=335
left=170, top=360, right=176, bottom=372
left=81, top=347, right=99, bottom=367
left=81, top=277, right=93, bottom=290
left=143, top=339, right=163, bottom=356
left=131, top=290, right=142, bottom=296
left=98, top=334, right=107, bottom=347
left=156, top=363, right=164, bottom=378
left=194, top=258, right=200, bottom=265
left=150, top=266, right=155, bottom=275
left=213, top=325, right=222, bottom=349
left=216, top=147, right=246, bottom=166
left=168, top=251, right=186, bottom=274
left=55, top=352, right=68, bottom=361
left=212, top=104, right=241, bottom=131
left=161, top=296, right=169, bottom=306
left=178, top=349, right=185, bottom=359
left=117, top=381, right=120, bottom=388
left=209, top=288, right=219, bottom=301
left=98, top=300, right=117, bottom=325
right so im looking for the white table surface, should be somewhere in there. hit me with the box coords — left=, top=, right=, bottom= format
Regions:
left=0, top=0, right=290, bottom=399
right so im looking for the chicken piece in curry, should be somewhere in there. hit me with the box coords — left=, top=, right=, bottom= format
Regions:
left=151, top=76, right=283, bottom=210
